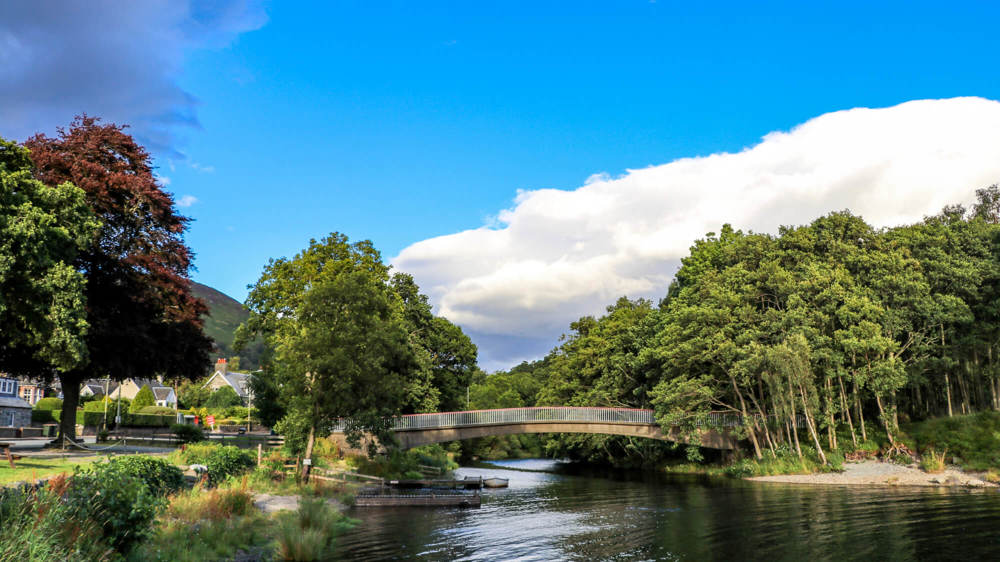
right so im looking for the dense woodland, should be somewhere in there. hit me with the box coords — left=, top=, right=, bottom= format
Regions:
left=467, top=186, right=1000, bottom=466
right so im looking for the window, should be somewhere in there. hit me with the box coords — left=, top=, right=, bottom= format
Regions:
left=0, top=379, right=14, bottom=394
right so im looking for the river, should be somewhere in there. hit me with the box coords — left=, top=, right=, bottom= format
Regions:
left=335, top=459, right=1000, bottom=560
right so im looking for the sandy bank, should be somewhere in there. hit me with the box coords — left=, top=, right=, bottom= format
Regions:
left=748, top=460, right=997, bottom=487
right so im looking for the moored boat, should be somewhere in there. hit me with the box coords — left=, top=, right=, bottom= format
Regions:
left=483, top=477, right=509, bottom=488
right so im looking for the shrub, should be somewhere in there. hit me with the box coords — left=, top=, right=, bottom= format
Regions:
left=130, top=384, right=156, bottom=413
left=205, top=446, right=256, bottom=484
left=224, top=405, right=249, bottom=420
left=170, top=441, right=221, bottom=465
left=64, top=461, right=166, bottom=553
left=920, top=449, right=947, bottom=473
left=140, top=405, right=177, bottom=415
left=206, top=386, right=243, bottom=408
left=172, top=423, right=205, bottom=443
left=0, top=487, right=112, bottom=560
left=35, top=397, right=63, bottom=410
left=103, top=455, right=184, bottom=496
left=167, top=486, right=256, bottom=523
left=85, top=396, right=129, bottom=412
left=273, top=498, right=356, bottom=561
left=31, top=409, right=58, bottom=423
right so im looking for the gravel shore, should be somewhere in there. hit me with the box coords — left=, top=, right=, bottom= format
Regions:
left=748, top=460, right=997, bottom=487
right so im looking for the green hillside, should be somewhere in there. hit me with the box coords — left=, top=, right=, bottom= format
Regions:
left=190, top=282, right=266, bottom=370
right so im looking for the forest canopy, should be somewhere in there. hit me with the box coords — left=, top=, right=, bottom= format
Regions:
left=469, top=185, right=1000, bottom=466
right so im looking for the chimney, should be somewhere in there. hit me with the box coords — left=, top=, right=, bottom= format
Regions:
left=216, top=358, right=228, bottom=375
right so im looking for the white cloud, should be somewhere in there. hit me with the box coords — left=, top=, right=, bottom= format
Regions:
left=177, top=195, right=198, bottom=208
left=190, top=162, right=215, bottom=173
left=155, top=175, right=171, bottom=186
left=0, top=2, right=266, bottom=158
left=393, top=97, right=1000, bottom=370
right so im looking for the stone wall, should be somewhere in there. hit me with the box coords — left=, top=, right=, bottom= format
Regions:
left=0, top=406, right=31, bottom=428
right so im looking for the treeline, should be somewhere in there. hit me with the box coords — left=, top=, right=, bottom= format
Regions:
left=473, top=186, right=1000, bottom=466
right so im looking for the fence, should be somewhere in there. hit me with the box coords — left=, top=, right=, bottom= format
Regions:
left=332, top=407, right=771, bottom=433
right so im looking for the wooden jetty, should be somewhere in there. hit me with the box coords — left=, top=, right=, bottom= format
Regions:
left=386, top=476, right=482, bottom=489
left=354, top=493, right=481, bottom=508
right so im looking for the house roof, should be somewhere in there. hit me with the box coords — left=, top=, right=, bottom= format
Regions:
left=204, top=371, right=254, bottom=398
left=131, top=378, right=170, bottom=391
left=0, top=396, right=32, bottom=409
left=152, top=387, right=174, bottom=401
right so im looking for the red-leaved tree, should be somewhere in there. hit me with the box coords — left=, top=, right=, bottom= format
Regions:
left=26, top=115, right=211, bottom=440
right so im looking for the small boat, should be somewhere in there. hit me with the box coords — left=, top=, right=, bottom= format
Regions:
left=483, top=477, right=509, bottom=488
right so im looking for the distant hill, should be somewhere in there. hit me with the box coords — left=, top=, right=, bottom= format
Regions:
left=190, top=282, right=266, bottom=370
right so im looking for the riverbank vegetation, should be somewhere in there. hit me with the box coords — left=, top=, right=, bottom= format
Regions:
left=462, top=186, right=1000, bottom=476
left=1, top=447, right=358, bottom=560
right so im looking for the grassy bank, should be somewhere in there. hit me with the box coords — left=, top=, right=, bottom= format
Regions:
left=1, top=442, right=360, bottom=560
left=0, top=455, right=102, bottom=484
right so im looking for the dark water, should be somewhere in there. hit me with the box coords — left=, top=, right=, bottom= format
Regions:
left=335, top=459, right=1000, bottom=561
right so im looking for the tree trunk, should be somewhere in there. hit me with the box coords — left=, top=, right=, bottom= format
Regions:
left=58, top=374, right=81, bottom=442
left=944, top=372, right=954, bottom=417
left=825, top=378, right=837, bottom=451
left=788, top=385, right=803, bottom=459
left=729, top=375, right=762, bottom=459
left=853, top=380, right=867, bottom=442
left=838, top=375, right=857, bottom=448
left=875, top=394, right=895, bottom=446
left=748, top=385, right=776, bottom=455
left=302, top=423, right=316, bottom=483
left=798, top=383, right=828, bottom=465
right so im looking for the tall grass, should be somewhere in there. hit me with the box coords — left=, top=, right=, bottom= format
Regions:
left=919, top=449, right=947, bottom=473
left=272, top=498, right=356, bottom=561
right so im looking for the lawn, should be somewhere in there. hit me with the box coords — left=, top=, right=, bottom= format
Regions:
left=0, top=455, right=102, bottom=484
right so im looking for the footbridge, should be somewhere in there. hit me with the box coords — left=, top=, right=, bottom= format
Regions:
left=332, top=407, right=740, bottom=450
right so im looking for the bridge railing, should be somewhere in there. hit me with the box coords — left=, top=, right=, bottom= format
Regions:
left=391, top=407, right=655, bottom=430
left=332, top=407, right=792, bottom=432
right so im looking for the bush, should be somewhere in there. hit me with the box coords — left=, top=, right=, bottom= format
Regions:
left=205, top=446, right=256, bottom=484
left=31, top=409, right=58, bottom=423
left=0, top=486, right=112, bottom=560
left=65, top=461, right=167, bottom=553
left=223, top=405, right=249, bottom=420
left=130, top=384, right=156, bottom=413
left=85, top=396, right=129, bottom=412
left=273, top=498, right=356, bottom=561
left=140, top=405, right=177, bottom=415
left=102, top=455, right=184, bottom=496
left=34, top=397, right=63, bottom=410
left=206, top=386, right=243, bottom=409
left=170, top=441, right=221, bottom=465
left=919, top=449, right=947, bottom=473
left=172, top=423, right=205, bottom=443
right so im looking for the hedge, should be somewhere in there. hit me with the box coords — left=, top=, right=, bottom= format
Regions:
left=34, top=397, right=62, bottom=410
left=31, top=410, right=175, bottom=427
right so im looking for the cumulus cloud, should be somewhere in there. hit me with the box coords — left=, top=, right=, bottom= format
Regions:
left=0, top=1, right=266, bottom=157
left=393, top=97, right=1000, bottom=370
left=176, top=195, right=198, bottom=208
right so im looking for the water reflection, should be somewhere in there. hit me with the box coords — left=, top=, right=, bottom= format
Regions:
left=335, top=459, right=1000, bottom=561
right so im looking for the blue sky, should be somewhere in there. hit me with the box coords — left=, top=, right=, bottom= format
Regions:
left=4, top=1, right=1000, bottom=369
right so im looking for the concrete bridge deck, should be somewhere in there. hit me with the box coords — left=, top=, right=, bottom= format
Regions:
left=331, top=407, right=740, bottom=450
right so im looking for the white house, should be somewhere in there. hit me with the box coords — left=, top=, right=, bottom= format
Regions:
left=202, top=358, right=254, bottom=404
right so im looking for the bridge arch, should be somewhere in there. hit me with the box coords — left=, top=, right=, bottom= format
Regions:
left=330, top=407, right=738, bottom=451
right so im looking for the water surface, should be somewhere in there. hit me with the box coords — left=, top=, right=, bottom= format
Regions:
left=336, top=459, right=1000, bottom=560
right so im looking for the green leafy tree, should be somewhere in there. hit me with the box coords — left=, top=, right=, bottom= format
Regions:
left=391, top=272, right=479, bottom=411
left=177, top=380, right=212, bottom=409
left=205, top=385, right=242, bottom=409
left=129, top=384, right=156, bottom=413
left=0, top=138, right=98, bottom=376
left=237, top=233, right=433, bottom=479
